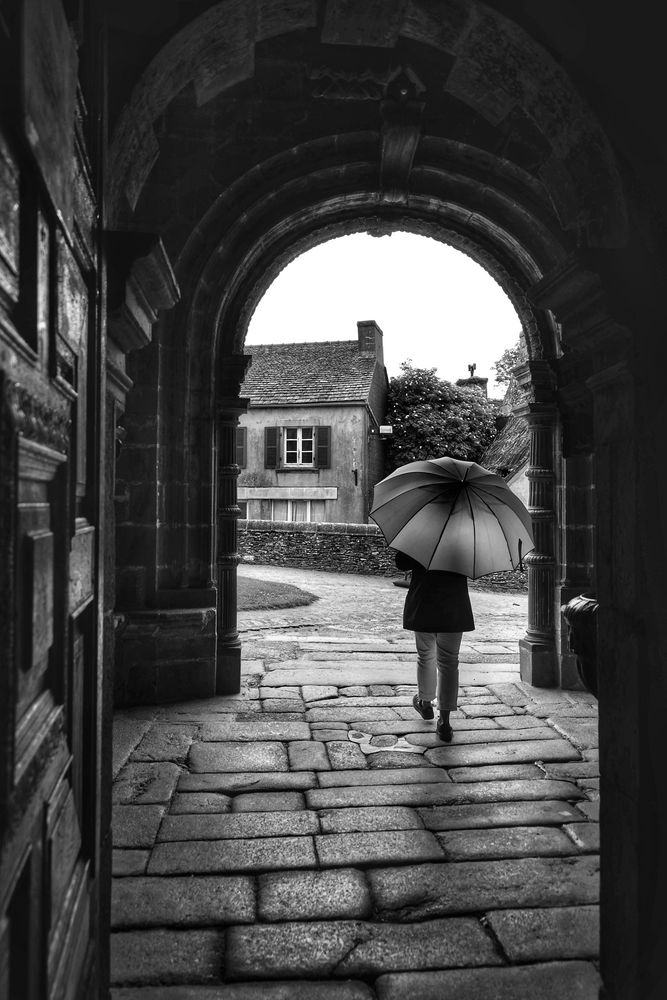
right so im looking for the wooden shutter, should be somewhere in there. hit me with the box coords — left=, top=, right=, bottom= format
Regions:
left=264, top=426, right=278, bottom=468
left=316, top=426, right=331, bottom=468
left=236, top=426, right=247, bottom=468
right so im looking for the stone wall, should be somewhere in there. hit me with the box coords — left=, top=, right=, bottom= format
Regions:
left=238, top=519, right=397, bottom=576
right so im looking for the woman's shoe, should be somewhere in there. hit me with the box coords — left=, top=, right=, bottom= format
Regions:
left=436, top=718, right=453, bottom=742
left=412, top=694, right=434, bottom=720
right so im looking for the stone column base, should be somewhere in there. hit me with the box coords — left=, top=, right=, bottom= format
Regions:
left=519, top=638, right=558, bottom=688
left=216, top=639, right=242, bottom=695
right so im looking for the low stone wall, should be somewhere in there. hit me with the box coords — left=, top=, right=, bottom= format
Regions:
left=238, top=519, right=397, bottom=576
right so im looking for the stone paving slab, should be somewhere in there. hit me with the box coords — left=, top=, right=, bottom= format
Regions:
left=546, top=719, right=599, bottom=750
left=578, top=801, right=600, bottom=821
left=258, top=869, right=372, bottom=922
left=307, top=697, right=415, bottom=708
left=225, top=918, right=501, bottom=979
left=112, top=805, right=166, bottom=849
left=425, top=738, right=580, bottom=767
left=170, top=792, right=233, bottom=814
left=112, top=850, right=150, bottom=877
left=419, top=799, right=588, bottom=831
left=302, top=685, right=339, bottom=701
left=306, top=778, right=583, bottom=810
left=315, top=830, right=444, bottom=867
left=495, top=714, right=545, bottom=728
left=288, top=741, right=331, bottom=770
left=406, top=726, right=560, bottom=748
left=459, top=703, right=517, bottom=717
left=113, top=713, right=157, bottom=778
left=111, top=875, right=256, bottom=927
left=325, top=741, right=369, bottom=769
left=318, top=806, right=425, bottom=834
left=366, top=752, right=435, bottom=769
left=261, top=665, right=519, bottom=687
left=437, top=825, right=579, bottom=860
left=231, top=791, right=306, bottom=812
left=317, top=767, right=452, bottom=788
left=110, top=928, right=224, bottom=986
left=368, top=855, right=599, bottom=919
left=200, top=721, right=311, bottom=741
left=312, top=729, right=354, bottom=742
left=148, top=837, right=318, bottom=874
left=447, top=763, right=544, bottom=782
left=375, top=960, right=602, bottom=1000
left=262, top=700, right=306, bottom=713
left=306, top=708, right=401, bottom=722
left=158, top=810, right=318, bottom=841
left=542, top=761, right=600, bottom=780
left=486, top=904, right=599, bottom=960
left=113, top=762, right=182, bottom=804
left=111, top=986, right=376, bottom=1000
left=260, top=687, right=300, bottom=698
left=190, top=742, right=289, bottom=772
left=348, top=720, right=502, bottom=739
left=131, top=724, right=199, bottom=763
left=111, top=979, right=376, bottom=1000
left=179, top=771, right=316, bottom=794
left=565, top=822, right=600, bottom=851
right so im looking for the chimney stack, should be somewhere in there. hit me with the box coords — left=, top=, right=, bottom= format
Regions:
left=357, top=320, right=384, bottom=366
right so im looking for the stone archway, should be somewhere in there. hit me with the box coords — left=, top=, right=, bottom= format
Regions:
left=103, top=4, right=664, bottom=997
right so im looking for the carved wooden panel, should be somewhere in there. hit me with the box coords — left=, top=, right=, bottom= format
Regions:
left=21, top=0, right=78, bottom=229
left=0, top=133, right=19, bottom=302
left=56, top=234, right=88, bottom=492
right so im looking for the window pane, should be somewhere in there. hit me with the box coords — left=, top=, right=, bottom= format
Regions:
left=301, top=427, right=313, bottom=464
left=311, top=500, right=326, bottom=522
left=272, top=500, right=288, bottom=520
left=285, top=428, right=298, bottom=463
left=292, top=500, right=308, bottom=522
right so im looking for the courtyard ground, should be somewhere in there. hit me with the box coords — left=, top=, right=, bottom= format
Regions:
left=110, top=564, right=600, bottom=999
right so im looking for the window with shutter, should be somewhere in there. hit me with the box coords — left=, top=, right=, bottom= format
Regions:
left=316, top=426, right=331, bottom=468
left=236, top=426, right=247, bottom=468
left=264, top=426, right=278, bottom=468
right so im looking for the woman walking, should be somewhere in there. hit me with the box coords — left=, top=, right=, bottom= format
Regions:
left=395, top=550, right=475, bottom=742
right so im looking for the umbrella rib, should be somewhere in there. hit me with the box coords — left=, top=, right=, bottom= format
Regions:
left=371, top=488, right=446, bottom=544
left=470, top=488, right=520, bottom=566
left=426, top=486, right=462, bottom=570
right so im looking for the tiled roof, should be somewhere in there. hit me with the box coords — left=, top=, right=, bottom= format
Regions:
left=481, top=412, right=530, bottom=478
left=242, top=341, right=382, bottom=406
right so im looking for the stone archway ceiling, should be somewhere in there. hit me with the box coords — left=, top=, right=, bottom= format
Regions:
left=108, top=0, right=628, bottom=260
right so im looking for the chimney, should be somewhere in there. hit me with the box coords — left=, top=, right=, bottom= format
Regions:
left=357, top=320, right=384, bottom=365
left=456, top=373, right=488, bottom=396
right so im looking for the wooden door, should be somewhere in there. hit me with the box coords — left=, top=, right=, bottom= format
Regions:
left=0, top=2, right=109, bottom=997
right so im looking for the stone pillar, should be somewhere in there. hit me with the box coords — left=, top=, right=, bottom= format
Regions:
left=215, top=355, right=251, bottom=695
left=514, top=361, right=558, bottom=687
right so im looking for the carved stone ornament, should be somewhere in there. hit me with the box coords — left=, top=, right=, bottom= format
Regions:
left=7, top=382, right=70, bottom=454
left=309, top=66, right=390, bottom=101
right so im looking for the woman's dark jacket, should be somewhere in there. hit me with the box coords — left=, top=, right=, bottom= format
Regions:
left=395, top=552, right=475, bottom=633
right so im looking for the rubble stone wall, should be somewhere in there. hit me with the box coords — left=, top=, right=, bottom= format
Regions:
left=238, top=519, right=397, bottom=576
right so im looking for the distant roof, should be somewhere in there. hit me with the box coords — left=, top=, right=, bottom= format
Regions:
left=481, top=412, right=530, bottom=478
left=242, top=341, right=383, bottom=406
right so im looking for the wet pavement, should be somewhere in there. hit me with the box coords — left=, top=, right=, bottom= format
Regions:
left=110, top=565, right=600, bottom=999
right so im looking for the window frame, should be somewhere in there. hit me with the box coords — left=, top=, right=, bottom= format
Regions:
left=283, top=425, right=315, bottom=467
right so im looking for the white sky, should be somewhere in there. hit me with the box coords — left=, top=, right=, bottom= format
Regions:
left=246, top=232, right=522, bottom=399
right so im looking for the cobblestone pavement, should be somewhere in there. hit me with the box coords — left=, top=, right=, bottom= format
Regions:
left=111, top=565, right=600, bottom=999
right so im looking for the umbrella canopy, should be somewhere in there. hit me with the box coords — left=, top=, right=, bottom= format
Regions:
left=370, top=456, right=534, bottom=579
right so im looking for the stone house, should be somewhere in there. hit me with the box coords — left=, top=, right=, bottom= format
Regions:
left=237, top=320, right=389, bottom=524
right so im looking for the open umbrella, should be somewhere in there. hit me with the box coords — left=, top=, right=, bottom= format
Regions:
left=370, top=456, right=534, bottom=579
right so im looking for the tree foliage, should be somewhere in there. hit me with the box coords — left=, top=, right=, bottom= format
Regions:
left=384, top=361, right=497, bottom=472
left=491, top=336, right=527, bottom=386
